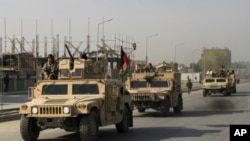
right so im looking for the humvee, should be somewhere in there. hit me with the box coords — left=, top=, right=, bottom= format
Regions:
left=125, top=63, right=183, bottom=116
left=202, top=69, right=234, bottom=97
left=19, top=45, right=133, bottom=141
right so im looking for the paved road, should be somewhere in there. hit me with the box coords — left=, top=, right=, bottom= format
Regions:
left=0, top=82, right=250, bottom=141
left=0, top=91, right=30, bottom=110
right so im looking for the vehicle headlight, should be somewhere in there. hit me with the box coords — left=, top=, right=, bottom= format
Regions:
left=32, top=107, right=38, bottom=114
left=63, top=107, right=70, bottom=114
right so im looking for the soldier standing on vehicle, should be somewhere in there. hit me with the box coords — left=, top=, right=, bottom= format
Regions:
left=219, top=65, right=226, bottom=77
left=42, top=54, right=58, bottom=80
left=145, top=63, right=154, bottom=72
left=186, top=77, right=192, bottom=94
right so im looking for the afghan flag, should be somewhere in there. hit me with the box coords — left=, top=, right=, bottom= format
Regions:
left=120, top=47, right=129, bottom=81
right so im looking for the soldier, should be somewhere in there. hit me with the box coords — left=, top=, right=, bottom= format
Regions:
left=186, top=77, right=192, bottom=94
left=42, top=54, right=58, bottom=80
left=219, top=65, right=226, bottom=77
left=145, top=63, right=154, bottom=72
left=3, top=74, right=9, bottom=92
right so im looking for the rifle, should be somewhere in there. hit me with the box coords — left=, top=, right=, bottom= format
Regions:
left=65, top=44, right=74, bottom=70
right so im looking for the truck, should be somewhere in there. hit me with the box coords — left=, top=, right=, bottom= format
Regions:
left=125, top=62, right=183, bottom=116
left=19, top=44, right=133, bottom=141
left=202, top=69, right=236, bottom=97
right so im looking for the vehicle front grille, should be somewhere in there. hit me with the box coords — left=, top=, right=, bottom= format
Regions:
left=132, top=94, right=156, bottom=101
left=39, top=106, right=63, bottom=116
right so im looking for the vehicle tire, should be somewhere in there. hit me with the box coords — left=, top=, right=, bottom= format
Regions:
left=173, top=94, right=183, bottom=114
left=79, top=111, right=99, bottom=141
left=138, top=107, right=145, bottom=113
left=160, top=99, right=170, bottom=116
left=223, top=89, right=228, bottom=96
left=203, top=89, right=207, bottom=97
left=233, top=86, right=237, bottom=93
left=227, top=89, right=231, bottom=96
left=116, top=107, right=129, bottom=133
left=20, top=115, right=40, bottom=141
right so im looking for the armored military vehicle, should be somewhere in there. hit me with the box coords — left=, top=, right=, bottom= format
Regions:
left=202, top=69, right=235, bottom=97
left=125, top=62, right=183, bottom=116
left=19, top=44, right=133, bottom=141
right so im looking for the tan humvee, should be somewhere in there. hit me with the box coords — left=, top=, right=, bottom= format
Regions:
left=125, top=63, right=183, bottom=116
left=202, top=69, right=235, bottom=97
left=19, top=53, right=133, bottom=141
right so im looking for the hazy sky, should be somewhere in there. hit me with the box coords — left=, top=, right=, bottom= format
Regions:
left=1, top=0, right=250, bottom=65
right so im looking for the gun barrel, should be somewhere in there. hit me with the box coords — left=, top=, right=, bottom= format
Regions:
left=64, top=44, right=74, bottom=69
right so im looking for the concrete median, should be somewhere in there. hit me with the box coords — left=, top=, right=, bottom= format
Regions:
left=0, top=108, right=20, bottom=123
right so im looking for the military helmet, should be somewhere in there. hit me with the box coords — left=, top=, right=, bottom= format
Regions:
left=48, top=54, right=55, bottom=60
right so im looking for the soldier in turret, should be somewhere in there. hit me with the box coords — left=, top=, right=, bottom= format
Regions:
left=145, top=63, right=154, bottom=72
left=42, top=54, right=59, bottom=80
left=219, top=65, right=226, bottom=77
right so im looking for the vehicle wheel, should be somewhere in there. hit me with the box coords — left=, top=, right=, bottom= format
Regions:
left=173, top=94, right=183, bottom=114
left=227, top=90, right=231, bottom=96
left=203, top=89, right=207, bottom=97
left=20, top=115, right=40, bottom=141
left=223, top=89, right=228, bottom=96
left=116, top=107, right=130, bottom=133
left=79, top=111, right=99, bottom=141
left=138, top=107, right=145, bottom=113
left=233, top=86, right=237, bottom=93
left=160, top=99, right=170, bottom=116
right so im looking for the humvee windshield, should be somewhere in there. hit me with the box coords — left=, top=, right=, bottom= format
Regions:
left=217, top=79, right=226, bottom=82
left=42, top=84, right=68, bottom=95
left=72, top=84, right=99, bottom=94
left=151, top=81, right=168, bottom=87
left=131, top=81, right=147, bottom=88
left=205, top=79, right=215, bottom=83
left=41, top=84, right=99, bottom=95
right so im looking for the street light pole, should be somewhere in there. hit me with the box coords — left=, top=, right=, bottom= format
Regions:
left=174, top=43, right=185, bottom=63
left=96, top=18, right=112, bottom=61
left=146, top=33, right=158, bottom=64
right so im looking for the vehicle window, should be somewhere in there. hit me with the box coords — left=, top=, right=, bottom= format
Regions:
left=205, top=79, right=215, bottom=82
left=217, top=79, right=226, bottom=82
left=131, top=81, right=147, bottom=88
left=42, top=84, right=67, bottom=95
left=73, top=84, right=99, bottom=94
left=60, top=69, right=69, bottom=78
left=151, top=81, right=168, bottom=87
left=72, top=68, right=83, bottom=77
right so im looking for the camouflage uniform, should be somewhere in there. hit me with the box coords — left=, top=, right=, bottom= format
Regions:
left=42, top=61, right=58, bottom=80
left=186, top=78, right=192, bottom=94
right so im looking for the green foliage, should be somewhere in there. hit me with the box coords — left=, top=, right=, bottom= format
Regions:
left=197, top=50, right=231, bottom=72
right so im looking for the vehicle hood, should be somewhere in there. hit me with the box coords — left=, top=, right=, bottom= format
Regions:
left=127, top=87, right=171, bottom=94
left=29, top=96, right=104, bottom=106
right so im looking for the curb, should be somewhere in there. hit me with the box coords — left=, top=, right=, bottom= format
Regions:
left=0, top=108, right=20, bottom=123
left=0, top=91, right=28, bottom=95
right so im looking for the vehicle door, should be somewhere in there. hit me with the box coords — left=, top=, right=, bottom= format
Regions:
left=105, top=83, right=121, bottom=121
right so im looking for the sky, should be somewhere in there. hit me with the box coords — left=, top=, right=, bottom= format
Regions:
left=0, top=0, right=250, bottom=65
